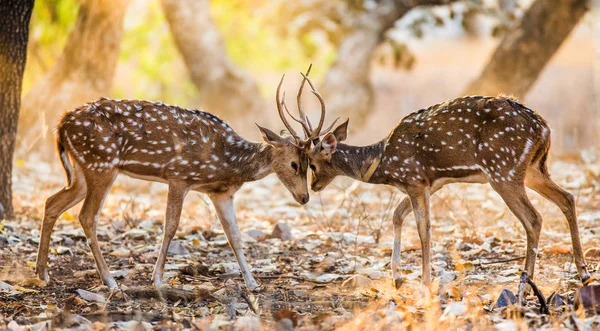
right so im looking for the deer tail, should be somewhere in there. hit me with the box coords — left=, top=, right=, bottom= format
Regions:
left=57, top=131, right=74, bottom=189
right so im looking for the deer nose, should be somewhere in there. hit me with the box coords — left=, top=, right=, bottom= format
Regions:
left=299, top=194, right=309, bottom=205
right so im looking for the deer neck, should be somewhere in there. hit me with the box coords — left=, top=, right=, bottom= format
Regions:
left=224, top=139, right=273, bottom=182
left=331, top=141, right=386, bottom=183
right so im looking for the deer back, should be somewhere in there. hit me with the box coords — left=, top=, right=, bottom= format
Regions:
left=58, top=98, right=262, bottom=185
left=380, top=96, right=550, bottom=184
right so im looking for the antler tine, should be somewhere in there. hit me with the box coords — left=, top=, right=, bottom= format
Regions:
left=309, top=90, right=326, bottom=138
left=297, top=64, right=314, bottom=136
left=300, top=72, right=326, bottom=139
left=276, top=74, right=300, bottom=140
left=319, top=117, right=340, bottom=136
left=282, top=92, right=312, bottom=137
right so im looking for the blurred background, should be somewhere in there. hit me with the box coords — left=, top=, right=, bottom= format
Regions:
left=16, top=0, right=599, bottom=159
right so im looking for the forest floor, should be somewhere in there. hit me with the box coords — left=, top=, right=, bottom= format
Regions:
left=1, top=149, right=600, bottom=330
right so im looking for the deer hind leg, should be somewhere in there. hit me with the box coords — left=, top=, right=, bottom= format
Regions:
left=525, top=167, right=591, bottom=282
left=407, top=187, right=432, bottom=287
left=209, top=191, right=260, bottom=291
left=392, top=182, right=448, bottom=289
left=152, top=182, right=189, bottom=288
left=79, top=170, right=118, bottom=289
left=491, top=181, right=543, bottom=300
left=36, top=166, right=87, bottom=282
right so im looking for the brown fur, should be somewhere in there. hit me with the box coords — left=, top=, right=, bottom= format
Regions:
left=309, top=95, right=590, bottom=291
left=36, top=98, right=310, bottom=291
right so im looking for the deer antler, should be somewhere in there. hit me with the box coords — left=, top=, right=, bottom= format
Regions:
left=276, top=65, right=338, bottom=145
left=299, top=72, right=337, bottom=142
left=276, top=74, right=301, bottom=142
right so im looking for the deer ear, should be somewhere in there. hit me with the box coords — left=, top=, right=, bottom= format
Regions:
left=320, top=132, right=338, bottom=161
left=256, top=124, right=285, bottom=146
left=332, top=118, right=349, bottom=142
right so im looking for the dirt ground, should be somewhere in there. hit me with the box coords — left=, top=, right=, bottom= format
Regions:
left=1, top=148, right=600, bottom=330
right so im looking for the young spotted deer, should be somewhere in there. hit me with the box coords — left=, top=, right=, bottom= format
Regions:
left=35, top=78, right=324, bottom=291
left=302, top=79, right=590, bottom=296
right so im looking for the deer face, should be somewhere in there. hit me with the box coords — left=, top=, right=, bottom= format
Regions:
left=258, top=125, right=310, bottom=205
left=308, top=119, right=348, bottom=192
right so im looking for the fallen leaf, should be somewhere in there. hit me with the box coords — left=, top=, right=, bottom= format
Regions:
left=19, top=278, right=47, bottom=288
left=56, top=246, right=72, bottom=254
left=341, top=275, right=373, bottom=289
left=545, top=245, right=571, bottom=255
left=442, top=301, right=467, bottom=318
left=455, top=261, right=475, bottom=272
left=0, top=280, right=13, bottom=291
left=77, top=289, right=106, bottom=303
left=61, top=212, right=76, bottom=221
left=109, top=247, right=131, bottom=257
left=75, top=270, right=98, bottom=278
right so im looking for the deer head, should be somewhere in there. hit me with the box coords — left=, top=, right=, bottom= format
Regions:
left=255, top=66, right=331, bottom=205
left=308, top=119, right=350, bottom=192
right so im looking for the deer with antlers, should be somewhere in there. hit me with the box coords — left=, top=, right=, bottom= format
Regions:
left=35, top=71, right=325, bottom=291
left=300, top=75, right=591, bottom=298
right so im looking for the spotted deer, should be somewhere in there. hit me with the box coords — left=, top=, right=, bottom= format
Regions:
left=301, top=77, right=591, bottom=297
left=35, top=76, right=324, bottom=291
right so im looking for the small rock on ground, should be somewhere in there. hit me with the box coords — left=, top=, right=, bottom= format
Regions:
left=271, top=222, right=292, bottom=241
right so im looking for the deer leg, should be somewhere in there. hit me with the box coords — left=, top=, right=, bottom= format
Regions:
left=407, top=187, right=432, bottom=287
left=391, top=197, right=411, bottom=289
left=210, top=191, right=260, bottom=291
left=392, top=182, right=448, bottom=288
left=525, top=169, right=591, bottom=282
left=79, top=171, right=118, bottom=289
left=36, top=170, right=87, bottom=282
left=491, top=182, right=543, bottom=303
left=152, top=182, right=189, bottom=287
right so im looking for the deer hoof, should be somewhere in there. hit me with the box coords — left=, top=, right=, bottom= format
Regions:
left=247, top=283, right=262, bottom=293
left=36, top=269, right=50, bottom=283
left=394, top=277, right=404, bottom=289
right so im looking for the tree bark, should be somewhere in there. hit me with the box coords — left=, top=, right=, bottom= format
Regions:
left=321, top=0, right=458, bottom=128
left=0, top=0, right=34, bottom=219
left=161, top=0, right=265, bottom=128
left=464, top=0, right=588, bottom=98
left=18, top=0, right=130, bottom=153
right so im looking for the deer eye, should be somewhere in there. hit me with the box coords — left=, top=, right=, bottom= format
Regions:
left=309, top=164, right=316, bottom=171
left=290, top=162, right=298, bottom=171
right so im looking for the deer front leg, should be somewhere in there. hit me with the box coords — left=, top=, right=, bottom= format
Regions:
left=152, top=182, right=189, bottom=288
left=391, top=197, right=411, bottom=289
left=407, top=187, right=432, bottom=287
left=210, top=191, right=260, bottom=291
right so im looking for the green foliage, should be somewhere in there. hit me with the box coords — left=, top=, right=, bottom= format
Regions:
left=114, top=1, right=197, bottom=104
left=24, top=0, right=78, bottom=91
left=24, top=0, right=337, bottom=106
left=211, top=0, right=336, bottom=74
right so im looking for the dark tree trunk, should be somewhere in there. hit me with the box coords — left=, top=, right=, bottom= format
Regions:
left=321, top=0, right=457, bottom=128
left=0, top=0, right=34, bottom=219
left=464, top=0, right=588, bottom=98
left=18, top=0, right=130, bottom=153
left=161, top=0, right=265, bottom=129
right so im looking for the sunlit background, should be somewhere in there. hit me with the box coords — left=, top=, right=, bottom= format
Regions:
left=18, top=0, right=599, bottom=160
left=3, top=1, right=600, bottom=328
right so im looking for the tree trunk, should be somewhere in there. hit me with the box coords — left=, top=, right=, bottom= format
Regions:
left=321, top=0, right=457, bottom=128
left=464, top=0, right=588, bottom=98
left=18, top=0, right=130, bottom=153
left=0, top=0, right=34, bottom=219
left=161, top=0, right=265, bottom=129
